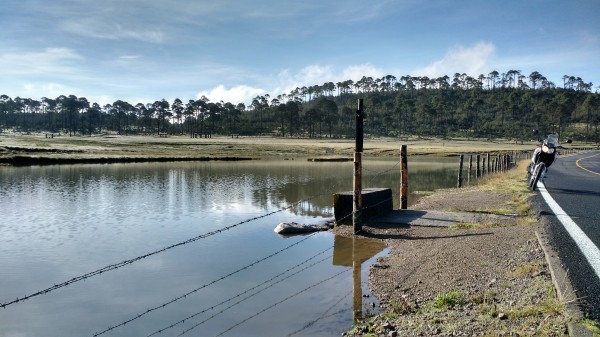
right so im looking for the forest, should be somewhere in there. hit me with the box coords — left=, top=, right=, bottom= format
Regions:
left=1, top=71, right=599, bottom=143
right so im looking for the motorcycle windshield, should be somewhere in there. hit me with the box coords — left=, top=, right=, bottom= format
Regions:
left=546, top=134, right=559, bottom=146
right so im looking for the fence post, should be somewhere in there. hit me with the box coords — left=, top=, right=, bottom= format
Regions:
left=496, top=154, right=500, bottom=172
left=457, top=154, right=464, bottom=188
left=468, top=155, right=473, bottom=183
left=400, top=145, right=408, bottom=209
left=486, top=153, right=491, bottom=174
left=353, top=99, right=364, bottom=233
left=476, top=154, right=481, bottom=179
left=482, top=157, right=486, bottom=176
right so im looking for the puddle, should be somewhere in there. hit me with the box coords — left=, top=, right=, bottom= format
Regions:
left=333, top=234, right=390, bottom=320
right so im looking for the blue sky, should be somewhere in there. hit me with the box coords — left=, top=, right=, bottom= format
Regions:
left=1, top=0, right=599, bottom=106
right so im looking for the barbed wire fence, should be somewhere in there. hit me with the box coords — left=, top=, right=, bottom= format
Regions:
left=3, top=154, right=407, bottom=337
left=285, top=289, right=353, bottom=337
left=94, top=158, right=404, bottom=336
left=214, top=268, right=351, bottom=337
left=171, top=253, right=337, bottom=337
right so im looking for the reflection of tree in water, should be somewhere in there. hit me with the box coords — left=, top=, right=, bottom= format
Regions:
left=7, top=160, right=462, bottom=219
left=256, top=163, right=460, bottom=217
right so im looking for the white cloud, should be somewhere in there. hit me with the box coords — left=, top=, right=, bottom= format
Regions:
left=272, top=63, right=386, bottom=97
left=196, top=85, right=265, bottom=105
left=341, top=64, right=386, bottom=81
left=0, top=47, right=83, bottom=76
left=22, top=83, right=75, bottom=98
left=61, top=20, right=165, bottom=43
left=415, top=42, right=496, bottom=77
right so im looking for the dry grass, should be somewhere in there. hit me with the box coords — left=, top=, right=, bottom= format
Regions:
left=1, top=134, right=540, bottom=161
left=477, top=160, right=534, bottom=216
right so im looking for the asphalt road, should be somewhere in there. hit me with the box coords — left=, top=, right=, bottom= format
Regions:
left=535, top=150, right=600, bottom=322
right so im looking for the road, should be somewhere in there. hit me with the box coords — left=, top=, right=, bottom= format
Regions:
left=536, top=150, right=600, bottom=322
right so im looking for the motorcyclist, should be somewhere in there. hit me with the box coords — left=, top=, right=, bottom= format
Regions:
left=530, top=134, right=558, bottom=177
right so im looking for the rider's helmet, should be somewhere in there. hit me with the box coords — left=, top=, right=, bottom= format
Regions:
left=542, top=134, right=558, bottom=154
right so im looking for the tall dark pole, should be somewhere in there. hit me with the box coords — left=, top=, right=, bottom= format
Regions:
left=356, top=99, right=364, bottom=152
left=353, top=99, right=364, bottom=233
left=400, top=145, right=408, bottom=209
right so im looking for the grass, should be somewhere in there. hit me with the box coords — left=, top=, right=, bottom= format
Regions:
left=448, top=222, right=516, bottom=230
left=1, top=134, right=540, bottom=160
left=433, top=290, right=466, bottom=309
left=510, top=262, right=545, bottom=278
left=580, top=318, right=600, bottom=336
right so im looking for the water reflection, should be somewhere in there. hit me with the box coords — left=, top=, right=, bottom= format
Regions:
left=0, top=158, right=457, bottom=337
left=333, top=235, right=387, bottom=321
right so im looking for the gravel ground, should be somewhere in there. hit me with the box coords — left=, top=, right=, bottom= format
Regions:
left=333, top=188, right=571, bottom=337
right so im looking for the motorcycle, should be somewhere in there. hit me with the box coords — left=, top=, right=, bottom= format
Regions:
left=527, top=134, right=558, bottom=191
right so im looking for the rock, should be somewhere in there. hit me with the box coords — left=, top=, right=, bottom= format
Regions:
left=388, top=331, right=398, bottom=337
left=498, top=312, right=508, bottom=320
left=273, top=221, right=329, bottom=234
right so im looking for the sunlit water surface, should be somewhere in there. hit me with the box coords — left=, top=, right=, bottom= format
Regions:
left=0, top=158, right=460, bottom=337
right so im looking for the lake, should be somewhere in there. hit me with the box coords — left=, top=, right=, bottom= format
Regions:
left=0, top=157, right=461, bottom=337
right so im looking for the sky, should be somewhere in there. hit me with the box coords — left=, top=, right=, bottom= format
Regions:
left=1, top=0, right=599, bottom=106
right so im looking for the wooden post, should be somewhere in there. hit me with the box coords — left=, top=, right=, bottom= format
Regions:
left=353, top=99, right=364, bottom=233
left=486, top=153, right=491, bottom=174
left=496, top=155, right=500, bottom=172
left=468, top=155, right=473, bottom=183
left=476, top=154, right=481, bottom=179
left=482, top=157, right=486, bottom=176
left=356, top=99, right=364, bottom=153
left=457, top=154, right=464, bottom=188
left=400, top=145, right=408, bottom=209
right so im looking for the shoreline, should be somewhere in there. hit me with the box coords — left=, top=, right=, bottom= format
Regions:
left=0, top=133, right=545, bottom=166
left=334, top=160, right=590, bottom=336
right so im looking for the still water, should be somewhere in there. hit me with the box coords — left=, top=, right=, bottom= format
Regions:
left=0, top=157, right=459, bottom=337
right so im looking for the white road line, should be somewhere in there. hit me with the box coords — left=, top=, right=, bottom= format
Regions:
left=538, top=182, right=600, bottom=280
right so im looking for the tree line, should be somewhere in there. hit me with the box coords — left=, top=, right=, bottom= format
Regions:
left=1, top=70, right=599, bottom=142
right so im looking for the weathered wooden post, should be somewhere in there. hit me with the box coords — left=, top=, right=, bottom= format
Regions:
left=496, top=154, right=500, bottom=172
left=468, top=155, right=473, bottom=183
left=457, top=154, right=464, bottom=188
left=476, top=154, right=481, bottom=179
left=400, top=145, right=408, bottom=209
left=353, top=99, right=364, bottom=233
left=482, top=157, right=486, bottom=176
left=486, top=153, right=491, bottom=174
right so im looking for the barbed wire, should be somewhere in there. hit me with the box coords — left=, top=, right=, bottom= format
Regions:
left=92, top=232, right=319, bottom=337
left=285, top=289, right=353, bottom=337
left=5, top=152, right=404, bottom=337
left=174, top=253, right=335, bottom=337
left=145, top=246, right=333, bottom=337
left=0, top=190, right=334, bottom=309
left=213, top=268, right=351, bottom=337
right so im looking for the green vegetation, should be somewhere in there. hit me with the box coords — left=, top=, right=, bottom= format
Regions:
left=433, top=290, right=466, bottom=309
left=1, top=71, right=599, bottom=143
left=580, top=318, right=600, bottom=336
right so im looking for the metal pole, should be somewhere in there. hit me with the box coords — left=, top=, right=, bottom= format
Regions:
left=400, top=145, right=408, bottom=209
